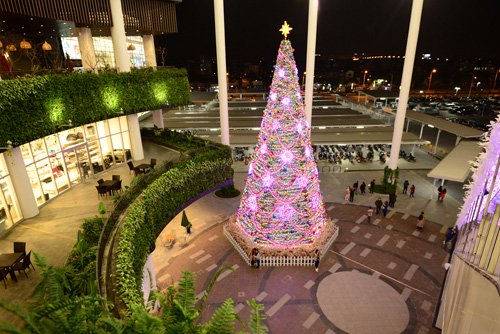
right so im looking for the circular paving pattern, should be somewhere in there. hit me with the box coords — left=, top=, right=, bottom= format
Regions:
left=317, top=271, right=409, bottom=334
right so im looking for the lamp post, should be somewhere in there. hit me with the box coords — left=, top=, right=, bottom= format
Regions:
left=494, top=69, right=499, bottom=89
left=467, top=75, right=477, bottom=98
left=362, top=70, right=368, bottom=87
left=302, top=72, right=306, bottom=89
left=427, top=68, right=437, bottom=92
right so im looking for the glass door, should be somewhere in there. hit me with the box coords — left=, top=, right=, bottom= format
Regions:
left=63, top=144, right=91, bottom=186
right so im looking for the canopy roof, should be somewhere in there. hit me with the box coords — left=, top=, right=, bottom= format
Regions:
left=406, top=110, right=484, bottom=138
left=427, top=141, right=482, bottom=182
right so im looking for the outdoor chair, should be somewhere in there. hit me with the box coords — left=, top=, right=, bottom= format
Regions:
left=13, top=241, right=26, bottom=255
left=111, top=180, right=122, bottom=195
left=0, top=268, right=8, bottom=289
left=150, top=158, right=157, bottom=169
left=96, top=185, right=109, bottom=199
left=112, top=175, right=121, bottom=181
left=97, top=178, right=104, bottom=185
left=12, top=251, right=34, bottom=278
left=127, top=161, right=138, bottom=176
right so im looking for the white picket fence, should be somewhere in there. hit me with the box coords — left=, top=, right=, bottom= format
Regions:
left=223, top=224, right=339, bottom=267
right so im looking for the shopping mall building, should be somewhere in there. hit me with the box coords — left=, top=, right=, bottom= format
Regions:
left=0, top=1, right=498, bottom=332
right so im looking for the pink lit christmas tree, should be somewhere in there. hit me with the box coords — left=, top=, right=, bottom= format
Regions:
left=234, top=22, right=329, bottom=248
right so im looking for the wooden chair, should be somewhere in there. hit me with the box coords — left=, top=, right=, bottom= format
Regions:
left=96, top=185, right=109, bottom=199
left=12, top=251, right=34, bottom=278
left=111, top=180, right=122, bottom=195
left=13, top=242, right=26, bottom=255
left=127, top=161, right=136, bottom=176
left=0, top=268, right=8, bottom=289
left=150, top=158, right=157, bottom=169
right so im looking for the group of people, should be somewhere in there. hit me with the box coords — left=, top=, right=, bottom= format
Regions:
left=345, top=179, right=376, bottom=202
left=402, top=180, right=416, bottom=198
left=437, top=186, right=447, bottom=202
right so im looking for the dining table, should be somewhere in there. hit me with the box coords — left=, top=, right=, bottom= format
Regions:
left=0, top=252, right=24, bottom=282
left=135, top=163, right=151, bottom=174
left=101, top=179, right=119, bottom=188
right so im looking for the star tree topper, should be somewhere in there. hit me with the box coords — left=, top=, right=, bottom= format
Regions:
left=279, top=21, right=293, bottom=39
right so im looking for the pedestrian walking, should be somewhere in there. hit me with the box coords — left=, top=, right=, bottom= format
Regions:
left=349, top=186, right=355, bottom=202
left=345, top=186, right=350, bottom=201
left=439, top=188, right=447, bottom=202
left=437, top=185, right=443, bottom=201
left=388, top=192, right=397, bottom=208
left=353, top=181, right=359, bottom=194
left=314, top=249, right=321, bottom=272
left=370, top=179, right=376, bottom=194
left=444, top=227, right=456, bottom=251
left=255, top=248, right=261, bottom=268
left=416, top=212, right=425, bottom=231
left=403, top=180, right=409, bottom=194
left=375, top=198, right=383, bottom=214
left=250, top=248, right=258, bottom=268
left=367, top=206, right=374, bottom=224
left=382, top=201, right=389, bottom=217
left=409, top=184, right=415, bottom=198
left=360, top=181, right=366, bottom=194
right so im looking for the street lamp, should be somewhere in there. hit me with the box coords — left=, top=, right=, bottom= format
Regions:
left=427, top=68, right=437, bottom=92
left=362, top=70, right=368, bottom=87
left=494, top=69, right=499, bottom=89
left=467, top=75, right=477, bottom=98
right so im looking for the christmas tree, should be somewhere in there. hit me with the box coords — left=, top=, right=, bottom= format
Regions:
left=234, top=22, right=328, bottom=247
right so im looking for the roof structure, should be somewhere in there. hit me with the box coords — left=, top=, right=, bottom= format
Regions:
left=359, top=89, right=400, bottom=99
left=405, top=110, right=484, bottom=138
left=427, top=140, right=482, bottom=182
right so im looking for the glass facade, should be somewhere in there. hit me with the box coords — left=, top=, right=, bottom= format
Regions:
left=61, top=35, right=146, bottom=69
left=21, top=116, right=131, bottom=206
left=0, top=154, right=22, bottom=232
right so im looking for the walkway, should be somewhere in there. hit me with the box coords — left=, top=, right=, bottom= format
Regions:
left=0, top=139, right=462, bottom=332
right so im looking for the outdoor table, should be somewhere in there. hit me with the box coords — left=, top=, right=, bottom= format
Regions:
left=101, top=179, right=119, bottom=188
left=135, top=163, right=151, bottom=174
left=0, top=252, right=24, bottom=282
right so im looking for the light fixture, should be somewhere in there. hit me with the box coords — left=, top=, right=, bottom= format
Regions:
left=20, top=39, right=32, bottom=49
left=6, top=44, right=16, bottom=52
left=0, top=40, right=2, bottom=48
left=42, top=41, right=52, bottom=51
left=127, top=44, right=136, bottom=51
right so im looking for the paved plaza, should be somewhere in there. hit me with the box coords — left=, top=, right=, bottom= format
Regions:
left=0, top=139, right=461, bottom=333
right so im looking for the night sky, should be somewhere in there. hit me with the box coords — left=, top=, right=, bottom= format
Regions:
left=159, top=0, right=499, bottom=70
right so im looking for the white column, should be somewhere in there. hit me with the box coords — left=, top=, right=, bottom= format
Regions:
left=5, top=147, right=39, bottom=218
left=109, top=0, right=130, bottom=73
left=213, top=0, right=230, bottom=146
left=152, top=109, right=164, bottom=129
left=142, top=253, right=158, bottom=306
left=304, top=0, right=319, bottom=125
left=419, top=123, right=425, bottom=139
left=388, top=0, right=425, bottom=169
left=406, top=119, right=411, bottom=132
left=75, top=27, right=97, bottom=72
left=433, top=129, right=442, bottom=154
left=143, top=34, right=157, bottom=68
left=455, top=136, right=462, bottom=146
left=127, top=114, right=144, bottom=161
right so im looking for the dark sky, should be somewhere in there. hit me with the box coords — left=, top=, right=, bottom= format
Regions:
left=160, top=0, right=499, bottom=69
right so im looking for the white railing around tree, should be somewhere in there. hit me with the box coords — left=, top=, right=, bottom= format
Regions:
left=223, top=224, right=339, bottom=267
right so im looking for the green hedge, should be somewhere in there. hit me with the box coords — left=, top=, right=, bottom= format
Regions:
left=0, top=69, right=190, bottom=147
left=114, top=130, right=232, bottom=310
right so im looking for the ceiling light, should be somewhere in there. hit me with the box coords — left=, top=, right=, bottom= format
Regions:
left=20, top=39, right=32, bottom=49
left=42, top=41, right=52, bottom=51
left=6, top=44, right=16, bottom=52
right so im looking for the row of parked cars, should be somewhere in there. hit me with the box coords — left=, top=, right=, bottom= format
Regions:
left=409, top=96, right=499, bottom=131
